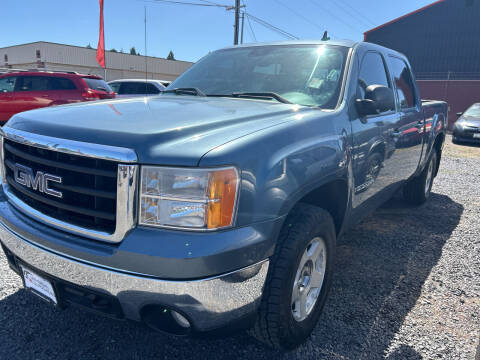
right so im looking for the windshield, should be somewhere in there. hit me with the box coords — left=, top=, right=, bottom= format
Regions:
left=170, top=45, right=350, bottom=109
left=463, top=103, right=480, bottom=118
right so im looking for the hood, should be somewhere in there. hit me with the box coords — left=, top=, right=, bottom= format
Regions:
left=459, top=116, right=480, bottom=128
left=5, top=95, right=314, bottom=165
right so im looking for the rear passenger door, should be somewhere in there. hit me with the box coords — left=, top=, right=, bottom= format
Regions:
left=46, top=76, right=80, bottom=104
left=351, top=51, right=400, bottom=210
left=387, top=56, right=424, bottom=179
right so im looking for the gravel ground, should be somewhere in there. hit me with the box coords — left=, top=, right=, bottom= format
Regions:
left=0, top=135, right=479, bottom=359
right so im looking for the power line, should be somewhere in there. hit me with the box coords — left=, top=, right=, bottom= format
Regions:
left=242, top=0, right=257, bottom=41
left=273, top=0, right=323, bottom=32
left=326, top=0, right=374, bottom=28
left=245, top=13, right=298, bottom=40
left=336, top=0, right=376, bottom=26
left=308, top=0, right=364, bottom=35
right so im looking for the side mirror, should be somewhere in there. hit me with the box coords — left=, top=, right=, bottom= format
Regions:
left=356, top=85, right=395, bottom=117
left=456, top=112, right=463, bottom=117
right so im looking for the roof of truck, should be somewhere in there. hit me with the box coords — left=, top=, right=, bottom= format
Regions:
left=221, top=39, right=358, bottom=50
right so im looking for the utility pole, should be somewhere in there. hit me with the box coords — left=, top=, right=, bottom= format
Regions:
left=234, top=0, right=240, bottom=45
left=240, top=12, right=245, bottom=44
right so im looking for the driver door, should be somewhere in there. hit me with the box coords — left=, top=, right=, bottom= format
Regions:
left=351, top=51, right=400, bottom=211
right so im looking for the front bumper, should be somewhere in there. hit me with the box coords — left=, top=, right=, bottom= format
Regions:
left=0, top=221, right=269, bottom=332
left=453, top=128, right=480, bottom=143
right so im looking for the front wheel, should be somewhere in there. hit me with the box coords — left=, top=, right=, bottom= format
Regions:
left=403, top=150, right=438, bottom=205
left=250, top=204, right=336, bottom=350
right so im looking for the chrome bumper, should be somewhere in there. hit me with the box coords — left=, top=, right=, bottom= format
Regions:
left=0, top=222, right=269, bottom=331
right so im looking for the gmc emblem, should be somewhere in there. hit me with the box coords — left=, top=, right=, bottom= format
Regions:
left=14, top=163, right=63, bottom=199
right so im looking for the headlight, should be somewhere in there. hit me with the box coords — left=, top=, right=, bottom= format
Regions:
left=139, top=166, right=239, bottom=230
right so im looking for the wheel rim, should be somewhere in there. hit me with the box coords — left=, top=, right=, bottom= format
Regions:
left=425, top=158, right=434, bottom=196
left=291, top=237, right=327, bottom=322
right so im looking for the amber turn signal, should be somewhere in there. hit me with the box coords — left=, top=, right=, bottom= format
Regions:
left=207, top=168, right=239, bottom=229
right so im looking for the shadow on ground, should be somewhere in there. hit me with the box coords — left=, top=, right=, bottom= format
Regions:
left=0, top=192, right=463, bottom=360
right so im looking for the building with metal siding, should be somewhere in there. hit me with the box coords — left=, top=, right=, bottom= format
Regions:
left=1, top=42, right=193, bottom=81
left=364, top=0, right=480, bottom=80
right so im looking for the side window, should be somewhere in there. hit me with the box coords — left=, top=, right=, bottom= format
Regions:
left=16, top=76, right=49, bottom=92
left=48, top=77, right=76, bottom=90
left=145, top=83, right=160, bottom=94
left=0, top=76, right=16, bottom=93
left=388, top=57, right=417, bottom=109
left=120, top=82, right=143, bottom=95
left=357, top=52, right=390, bottom=101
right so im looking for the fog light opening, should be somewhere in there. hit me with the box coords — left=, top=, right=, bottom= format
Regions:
left=141, top=305, right=192, bottom=336
left=171, top=310, right=191, bottom=329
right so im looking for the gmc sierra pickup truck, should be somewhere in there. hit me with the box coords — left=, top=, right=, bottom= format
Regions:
left=0, top=40, right=447, bottom=349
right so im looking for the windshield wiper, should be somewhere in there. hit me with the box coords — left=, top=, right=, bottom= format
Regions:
left=230, top=92, right=292, bottom=104
left=162, top=87, right=206, bottom=96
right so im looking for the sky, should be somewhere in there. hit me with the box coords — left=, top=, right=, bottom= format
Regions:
left=1, top=0, right=435, bottom=62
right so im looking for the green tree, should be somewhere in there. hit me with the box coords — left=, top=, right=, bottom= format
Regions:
left=167, top=50, right=175, bottom=60
left=110, top=48, right=118, bottom=53
left=86, top=44, right=93, bottom=49
left=130, top=47, right=137, bottom=55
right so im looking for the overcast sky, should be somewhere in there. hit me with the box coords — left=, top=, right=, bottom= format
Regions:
left=1, top=0, right=435, bottom=62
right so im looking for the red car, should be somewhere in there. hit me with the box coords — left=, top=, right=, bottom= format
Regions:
left=0, top=71, right=115, bottom=124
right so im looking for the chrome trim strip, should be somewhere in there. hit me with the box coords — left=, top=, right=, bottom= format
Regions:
left=1, top=127, right=138, bottom=163
left=1, top=164, right=138, bottom=243
left=0, top=221, right=269, bottom=330
left=0, top=136, right=5, bottom=184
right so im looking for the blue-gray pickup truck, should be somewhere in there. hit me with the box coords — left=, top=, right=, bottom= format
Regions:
left=0, top=40, right=447, bottom=349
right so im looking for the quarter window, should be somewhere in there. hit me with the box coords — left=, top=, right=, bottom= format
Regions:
left=389, top=57, right=417, bottom=109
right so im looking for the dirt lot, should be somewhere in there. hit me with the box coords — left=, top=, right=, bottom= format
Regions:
left=0, top=135, right=479, bottom=359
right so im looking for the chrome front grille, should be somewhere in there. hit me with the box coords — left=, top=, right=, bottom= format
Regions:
left=0, top=128, right=138, bottom=243
left=4, top=139, right=118, bottom=233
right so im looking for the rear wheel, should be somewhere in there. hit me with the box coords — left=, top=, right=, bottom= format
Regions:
left=403, top=150, right=437, bottom=205
left=250, top=204, right=336, bottom=350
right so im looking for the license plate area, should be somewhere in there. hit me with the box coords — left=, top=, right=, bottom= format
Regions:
left=21, top=265, right=58, bottom=305
left=473, top=133, right=480, bottom=138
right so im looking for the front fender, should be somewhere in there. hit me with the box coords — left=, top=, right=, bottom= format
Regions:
left=199, top=112, right=352, bottom=227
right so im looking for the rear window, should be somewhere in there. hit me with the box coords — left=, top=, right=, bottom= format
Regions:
left=83, top=78, right=112, bottom=92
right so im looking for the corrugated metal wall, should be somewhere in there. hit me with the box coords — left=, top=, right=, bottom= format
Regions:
left=1, top=42, right=193, bottom=81
left=365, top=0, right=480, bottom=80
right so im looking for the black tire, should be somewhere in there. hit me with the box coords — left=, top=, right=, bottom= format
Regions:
left=250, top=204, right=336, bottom=350
left=403, top=150, right=438, bottom=205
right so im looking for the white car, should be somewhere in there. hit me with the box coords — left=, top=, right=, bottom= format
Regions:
left=107, top=79, right=166, bottom=98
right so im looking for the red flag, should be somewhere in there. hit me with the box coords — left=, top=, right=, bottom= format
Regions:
left=96, top=0, right=106, bottom=68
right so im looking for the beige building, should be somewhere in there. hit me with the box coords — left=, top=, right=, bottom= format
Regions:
left=0, top=41, right=193, bottom=81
